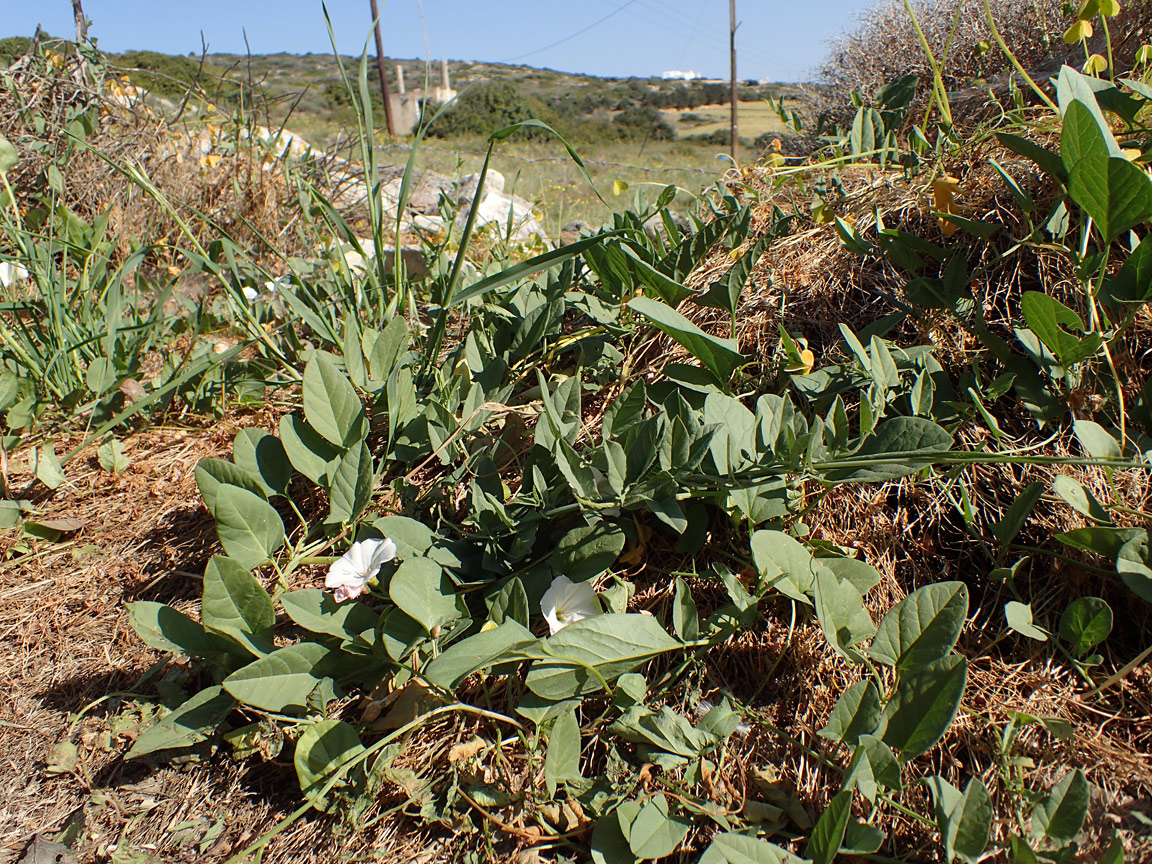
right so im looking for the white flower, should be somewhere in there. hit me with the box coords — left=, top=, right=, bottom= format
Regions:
left=263, top=275, right=289, bottom=295
left=325, top=537, right=397, bottom=602
left=0, top=261, right=28, bottom=288
left=241, top=285, right=259, bottom=303
left=540, top=575, right=602, bottom=635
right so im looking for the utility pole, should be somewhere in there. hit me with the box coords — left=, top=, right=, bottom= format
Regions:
left=369, top=0, right=396, bottom=136
left=729, top=0, right=738, bottom=163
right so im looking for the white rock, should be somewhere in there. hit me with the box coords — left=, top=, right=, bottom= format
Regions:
left=0, top=261, right=29, bottom=288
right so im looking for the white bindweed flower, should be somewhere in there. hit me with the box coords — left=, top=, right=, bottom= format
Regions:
left=540, top=575, right=602, bottom=635
left=326, top=537, right=397, bottom=602
left=241, top=285, right=259, bottom=303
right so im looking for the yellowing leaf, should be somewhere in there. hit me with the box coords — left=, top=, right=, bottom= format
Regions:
left=1083, top=53, right=1109, bottom=75
left=1064, top=19, right=1093, bottom=44
left=1138, top=44, right=1152, bottom=64
left=448, top=736, right=486, bottom=763
left=933, top=176, right=962, bottom=237
left=199, top=153, right=222, bottom=169
left=1122, top=148, right=1143, bottom=161
left=784, top=348, right=815, bottom=375
left=612, top=179, right=629, bottom=196
left=1098, top=0, right=1120, bottom=15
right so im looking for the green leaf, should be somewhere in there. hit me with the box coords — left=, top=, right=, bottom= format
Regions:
left=592, top=813, right=638, bottom=864
left=126, top=601, right=229, bottom=657
left=1005, top=601, right=1048, bottom=641
left=819, top=680, right=883, bottom=746
left=1073, top=419, right=1121, bottom=460
left=325, top=440, right=373, bottom=526
left=695, top=229, right=776, bottom=318
left=621, top=794, right=691, bottom=860
left=303, top=352, right=368, bottom=448
left=824, top=417, right=953, bottom=483
left=1056, top=525, right=1142, bottom=559
left=372, top=515, right=434, bottom=557
left=995, top=132, right=1067, bottom=182
left=1010, top=834, right=1041, bottom=864
left=35, top=444, right=65, bottom=490
left=294, top=718, right=365, bottom=806
left=223, top=642, right=332, bottom=713
left=993, top=483, right=1044, bottom=547
left=1117, top=532, right=1152, bottom=603
left=525, top=614, right=681, bottom=700
left=388, top=557, right=460, bottom=634
left=544, top=709, right=582, bottom=797
left=1052, top=474, right=1111, bottom=523
left=0, top=136, right=18, bottom=173
left=814, top=569, right=875, bottom=662
left=195, top=459, right=267, bottom=515
left=699, top=833, right=800, bottom=864
left=1031, top=769, right=1089, bottom=844
left=280, top=589, right=378, bottom=650
left=869, top=582, right=968, bottom=669
left=805, top=789, right=852, bottom=864
left=487, top=577, right=530, bottom=627
left=554, top=522, right=626, bottom=581
left=1068, top=152, right=1152, bottom=243
left=126, top=686, right=235, bottom=759
left=202, top=556, right=275, bottom=656
left=1062, top=99, right=1112, bottom=171
left=450, top=230, right=621, bottom=306
left=843, top=820, right=884, bottom=855
left=422, top=620, right=538, bottom=690
left=610, top=705, right=718, bottom=758
left=877, top=654, right=968, bottom=758
left=279, top=413, right=341, bottom=486
left=213, top=485, right=285, bottom=570
left=97, top=439, right=129, bottom=474
left=751, top=529, right=817, bottom=602
left=843, top=733, right=901, bottom=802
left=627, top=295, right=745, bottom=383
left=672, top=577, right=699, bottom=642
left=364, top=314, right=409, bottom=383
left=232, top=429, right=291, bottom=496
left=1058, top=597, right=1112, bottom=655
left=1019, top=292, right=1099, bottom=367
left=85, top=357, right=116, bottom=393
left=947, top=778, right=993, bottom=863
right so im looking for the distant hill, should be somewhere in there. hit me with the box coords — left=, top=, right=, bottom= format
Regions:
left=0, top=35, right=801, bottom=149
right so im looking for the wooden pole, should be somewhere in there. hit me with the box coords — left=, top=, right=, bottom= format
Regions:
left=729, top=0, right=738, bottom=163
left=72, top=0, right=88, bottom=43
left=369, top=0, right=396, bottom=136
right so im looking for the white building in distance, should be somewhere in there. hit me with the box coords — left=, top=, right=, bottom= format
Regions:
left=661, top=70, right=699, bottom=81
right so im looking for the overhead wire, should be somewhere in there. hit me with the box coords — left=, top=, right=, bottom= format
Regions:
left=503, top=0, right=644, bottom=62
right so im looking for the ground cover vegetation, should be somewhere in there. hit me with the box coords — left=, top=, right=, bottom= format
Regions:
left=2, top=2, right=1152, bottom=863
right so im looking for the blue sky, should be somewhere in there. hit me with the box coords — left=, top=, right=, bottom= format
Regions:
left=5, top=1, right=870, bottom=81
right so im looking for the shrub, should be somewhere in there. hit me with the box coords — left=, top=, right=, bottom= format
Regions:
left=425, top=80, right=553, bottom=138
left=0, top=36, right=32, bottom=68
left=612, top=105, right=674, bottom=141
left=816, top=0, right=1152, bottom=119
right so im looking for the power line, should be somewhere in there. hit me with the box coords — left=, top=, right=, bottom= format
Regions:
left=504, top=0, right=643, bottom=62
